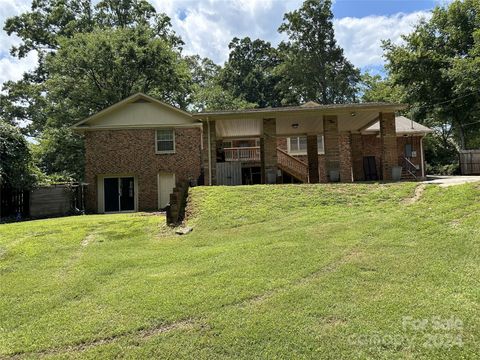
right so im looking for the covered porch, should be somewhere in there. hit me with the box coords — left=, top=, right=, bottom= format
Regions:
left=193, top=102, right=410, bottom=185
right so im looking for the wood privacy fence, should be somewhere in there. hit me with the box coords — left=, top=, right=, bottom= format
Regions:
left=0, top=183, right=86, bottom=221
left=0, top=187, right=29, bottom=219
left=459, top=150, right=480, bottom=175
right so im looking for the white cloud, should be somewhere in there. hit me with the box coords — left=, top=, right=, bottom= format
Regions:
left=0, top=51, right=38, bottom=85
left=334, top=11, right=431, bottom=68
left=0, top=0, right=37, bottom=85
left=152, top=0, right=303, bottom=64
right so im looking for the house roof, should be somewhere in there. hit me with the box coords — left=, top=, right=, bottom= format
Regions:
left=192, top=102, right=407, bottom=120
left=363, top=116, right=433, bottom=135
left=71, top=93, right=198, bottom=130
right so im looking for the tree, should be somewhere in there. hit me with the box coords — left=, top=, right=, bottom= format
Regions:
left=383, top=0, right=480, bottom=149
left=45, top=27, right=190, bottom=128
left=2, top=0, right=190, bottom=180
left=359, top=73, right=406, bottom=103
left=0, top=122, right=35, bottom=189
left=2, top=0, right=185, bottom=136
left=220, top=37, right=282, bottom=108
left=31, top=127, right=85, bottom=180
left=186, top=55, right=255, bottom=112
left=277, top=0, right=360, bottom=105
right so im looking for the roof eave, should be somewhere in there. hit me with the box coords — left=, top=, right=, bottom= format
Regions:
left=192, top=103, right=408, bottom=120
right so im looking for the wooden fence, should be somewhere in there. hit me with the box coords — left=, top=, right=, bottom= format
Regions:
left=0, top=187, right=29, bottom=219
left=459, top=150, right=480, bottom=175
left=0, top=183, right=86, bottom=221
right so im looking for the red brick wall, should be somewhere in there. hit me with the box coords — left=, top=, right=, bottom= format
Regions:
left=362, top=134, right=382, bottom=179
left=85, top=127, right=202, bottom=212
left=339, top=132, right=353, bottom=182
left=380, top=112, right=398, bottom=180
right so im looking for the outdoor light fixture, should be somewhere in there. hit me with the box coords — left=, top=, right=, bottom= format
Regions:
left=292, top=123, right=299, bottom=129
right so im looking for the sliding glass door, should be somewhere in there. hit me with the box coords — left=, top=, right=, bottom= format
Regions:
left=104, top=177, right=135, bottom=212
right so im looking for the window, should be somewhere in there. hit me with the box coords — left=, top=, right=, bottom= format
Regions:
left=156, top=129, right=175, bottom=154
left=288, top=136, right=324, bottom=155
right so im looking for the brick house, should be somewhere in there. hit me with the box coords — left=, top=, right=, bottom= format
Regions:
left=72, top=93, right=202, bottom=213
left=73, top=93, right=432, bottom=213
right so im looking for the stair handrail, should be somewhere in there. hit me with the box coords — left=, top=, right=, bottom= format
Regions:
left=402, top=156, right=417, bottom=180
left=277, top=148, right=309, bottom=182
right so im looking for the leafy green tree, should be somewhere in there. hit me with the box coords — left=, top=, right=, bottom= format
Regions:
left=220, top=37, right=282, bottom=108
left=383, top=0, right=480, bottom=149
left=2, top=0, right=190, bottom=180
left=277, top=0, right=360, bottom=105
left=360, top=73, right=406, bottom=103
left=0, top=122, right=35, bottom=189
left=186, top=55, right=255, bottom=111
left=45, top=27, right=190, bottom=128
left=2, top=0, right=185, bottom=133
left=31, top=127, right=85, bottom=180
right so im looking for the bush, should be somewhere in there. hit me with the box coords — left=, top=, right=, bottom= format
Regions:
left=426, top=163, right=460, bottom=176
left=0, top=121, right=36, bottom=189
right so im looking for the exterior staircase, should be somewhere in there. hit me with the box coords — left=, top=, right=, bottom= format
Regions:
left=277, top=148, right=309, bottom=183
left=400, top=156, right=418, bottom=180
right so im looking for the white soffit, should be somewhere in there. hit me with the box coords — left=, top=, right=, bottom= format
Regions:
left=216, top=118, right=262, bottom=138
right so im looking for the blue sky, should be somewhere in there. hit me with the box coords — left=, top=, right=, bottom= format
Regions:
left=0, top=0, right=451, bottom=86
left=332, top=0, right=441, bottom=18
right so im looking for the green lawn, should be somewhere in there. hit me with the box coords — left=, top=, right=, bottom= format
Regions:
left=1, top=182, right=479, bottom=359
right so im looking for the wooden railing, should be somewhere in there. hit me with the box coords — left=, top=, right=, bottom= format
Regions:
left=400, top=156, right=418, bottom=180
left=277, top=148, right=309, bottom=183
left=223, top=146, right=309, bottom=183
left=224, top=147, right=260, bottom=162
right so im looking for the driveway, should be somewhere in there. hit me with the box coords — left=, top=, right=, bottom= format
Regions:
left=424, top=175, right=480, bottom=187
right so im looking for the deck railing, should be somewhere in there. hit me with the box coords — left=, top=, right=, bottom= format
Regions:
left=223, top=146, right=309, bottom=183
left=224, top=147, right=261, bottom=162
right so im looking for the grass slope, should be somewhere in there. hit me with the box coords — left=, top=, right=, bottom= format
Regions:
left=0, top=183, right=479, bottom=359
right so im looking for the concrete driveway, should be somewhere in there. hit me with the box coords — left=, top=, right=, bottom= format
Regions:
left=424, top=175, right=480, bottom=187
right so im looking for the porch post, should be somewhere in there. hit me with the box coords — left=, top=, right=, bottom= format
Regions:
left=202, top=119, right=217, bottom=185
left=339, top=132, right=354, bottom=182
left=261, top=118, right=278, bottom=184
left=306, top=134, right=319, bottom=183
left=323, top=115, right=340, bottom=181
left=379, top=112, right=398, bottom=180
left=351, top=133, right=364, bottom=181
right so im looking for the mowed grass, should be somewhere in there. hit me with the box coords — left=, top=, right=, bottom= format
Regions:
left=0, top=182, right=479, bottom=359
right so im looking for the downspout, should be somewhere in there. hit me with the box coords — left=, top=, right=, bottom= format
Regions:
left=420, top=135, right=425, bottom=179
left=207, top=118, right=212, bottom=186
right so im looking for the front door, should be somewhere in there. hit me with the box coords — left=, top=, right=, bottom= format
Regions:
left=103, top=177, right=135, bottom=212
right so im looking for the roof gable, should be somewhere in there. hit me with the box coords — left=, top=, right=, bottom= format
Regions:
left=72, top=93, right=199, bottom=130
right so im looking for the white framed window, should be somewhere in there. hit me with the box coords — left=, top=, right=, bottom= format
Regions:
left=287, top=136, right=324, bottom=155
left=156, top=129, right=175, bottom=154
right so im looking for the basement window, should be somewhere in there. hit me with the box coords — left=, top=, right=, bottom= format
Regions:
left=156, top=129, right=175, bottom=154
left=288, top=136, right=325, bottom=155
